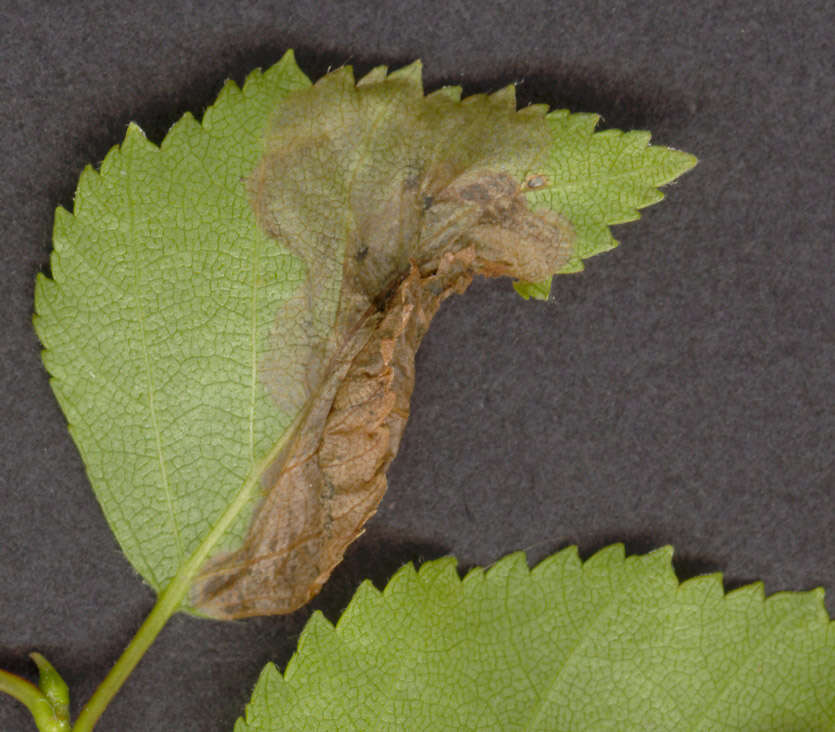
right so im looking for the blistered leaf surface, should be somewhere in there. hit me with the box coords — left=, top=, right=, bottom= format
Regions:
left=35, top=52, right=696, bottom=618
left=190, top=64, right=581, bottom=618
left=235, top=546, right=835, bottom=731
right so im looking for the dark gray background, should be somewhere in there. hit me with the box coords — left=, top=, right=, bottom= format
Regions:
left=1, top=1, right=832, bottom=730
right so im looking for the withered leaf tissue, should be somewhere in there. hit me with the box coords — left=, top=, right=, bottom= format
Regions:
left=190, top=63, right=574, bottom=618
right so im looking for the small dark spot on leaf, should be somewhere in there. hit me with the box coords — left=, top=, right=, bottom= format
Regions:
left=459, top=182, right=490, bottom=202
left=404, top=169, right=421, bottom=190
left=355, top=245, right=369, bottom=262
left=525, top=174, right=547, bottom=189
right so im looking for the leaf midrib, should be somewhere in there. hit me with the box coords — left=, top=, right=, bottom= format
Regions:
left=127, top=171, right=184, bottom=582
left=546, top=162, right=667, bottom=196
left=685, top=606, right=807, bottom=731
left=523, top=566, right=635, bottom=731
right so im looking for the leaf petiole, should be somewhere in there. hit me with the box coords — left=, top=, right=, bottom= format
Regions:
left=70, top=575, right=183, bottom=731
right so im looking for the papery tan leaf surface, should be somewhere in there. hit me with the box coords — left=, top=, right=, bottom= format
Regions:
left=190, top=64, right=574, bottom=618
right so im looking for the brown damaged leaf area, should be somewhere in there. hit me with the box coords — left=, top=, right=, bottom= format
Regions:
left=191, top=64, right=574, bottom=618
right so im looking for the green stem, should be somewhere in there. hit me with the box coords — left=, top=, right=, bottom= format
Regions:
left=71, top=523, right=226, bottom=730
left=0, top=667, right=67, bottom=732
left=0, top=667, right=45, bottom=716
left=70, top=577, right=182, bottom=732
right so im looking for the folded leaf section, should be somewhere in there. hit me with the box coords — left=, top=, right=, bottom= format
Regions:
left=191, top=63, right=576, bottom=617
left=34, top=52, right=696, bottom=619
left=528, top=111, right=697, bottom=276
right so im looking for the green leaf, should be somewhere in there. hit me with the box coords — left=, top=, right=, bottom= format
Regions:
left=526, top=110, right=697, bottom=291
left=34, top=53, right=695, bottom=619
left=235, top=546, right=835, bottom=731
left=498, top=118, right=697, bottom=296
left=34, top=51, right=311, bottom=606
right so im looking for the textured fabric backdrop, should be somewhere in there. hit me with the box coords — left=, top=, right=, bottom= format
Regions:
left=1, top=1, right=832, bottom=730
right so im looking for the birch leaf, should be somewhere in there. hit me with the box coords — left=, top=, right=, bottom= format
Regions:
left=34, top=52, right=696, bottom=619
left=235, top=546, right=835, bottom=731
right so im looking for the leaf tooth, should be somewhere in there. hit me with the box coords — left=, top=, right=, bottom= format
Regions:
left=559, top=256, right=585, bottom=273
left=313, top=64, right=356, bottom=93
left=417, top=556, right=461, bottom=599
left=386, top=59, right=423, bottom=92
left=678, top=572, right=725, bottom=603
left=33, top=275, right=58, bottom=344
left=763, top=586, right=830, bottom=626
left=518, top=102, right=550, bottom=119
left=381, top=560, right=421, bottom=600
left=591, top=127, right=627, bottom=144
left=547, top=109, right=599, bottom=136
left=356, top=65, right=389, bottom=87
left=414, top=555, right=459, bottom=587
left=103, top=122, right=160, bottom=176
left=273, top=48, right=299, bottom=76
left=512, top=277, right=552, bottom=300
left=488, top=84, right=517, bottom=110
left=765, top=585, right=828, bottom=622
left=482, top=554, right=531, bottom=597
left=258, top=49, right=310, bottom=96
left=237, top=50, right=300, bottom=102
left=287, top=612, right=337, bottom=680
left=50, top=205, right=75, bottom=253
left=618, top=128, right=653, bottom=149
left=585, top=541, right=627, bottom=572
left=43, top=246, right=67, bottom=295
left=725, top=581, right=766, bottom=607
left=72, top=164, right=103, bottom=216
left=485, top=550, right=529, bottom=582
left=337, top=579, right=384, bottom=632
left=546, top=108, right=570, bottom=122
left=210, top=77, right=244, bottom=114
left=122, top=120, right=153, bottom=150
left=253, top=661, right=282, bottom=693
left=531, top=544, right=581, bottom=579
left=159, top=111, right=201, bottom=152
left=645, top=544, right=675, bottom=564
left=427, top=84, right=462, bottom=102
left=461, top=564, right=487, bottom=588
left=460, top=91, right=490, bottom=107
left=655, top=148, right=699, bottom=184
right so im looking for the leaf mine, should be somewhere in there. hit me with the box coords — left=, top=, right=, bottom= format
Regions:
left=35, top=51, right=694, bottom=621
left=190, top=64, right=575, bottom=618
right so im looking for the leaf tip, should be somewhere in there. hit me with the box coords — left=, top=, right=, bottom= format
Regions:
left=513, top=277, right=552, bottom=300
left=675, top=149, right=699, bottom=171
